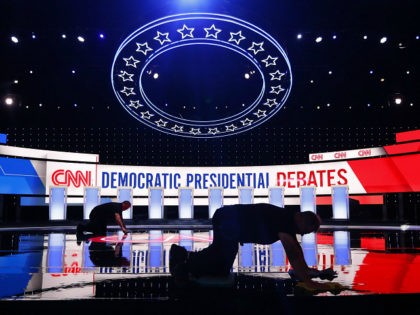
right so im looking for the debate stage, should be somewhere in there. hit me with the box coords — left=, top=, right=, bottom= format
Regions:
left=1, top=221, right=420, bottom=315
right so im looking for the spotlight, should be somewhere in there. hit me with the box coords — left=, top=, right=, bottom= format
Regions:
left=380, top=37, right=387, bottom=44
left=99, top=33, right=105, bottom=39
left=11, top=36, right=19, bottom=43
left=5, top=97, right=14, bottom=106
left=61, top=34, right=67, bottom=39
left=77, top=36, right=85, bottom=42
left=332, top=35, right=337, bottom=39
left=393, top=94, right=403, bottom=105
left=244, top=73, right=250, bottom=79
left=31, top=33, right=36, bottom=39
left=315, top=36, right=323, bottom=43
left=153, top=73, right=159, bottom=79
left=297, top=33, right=302, bottom=39
left=363, top=35, right=368, bottom=40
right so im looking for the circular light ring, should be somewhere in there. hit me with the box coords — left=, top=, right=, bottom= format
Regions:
left=111, top=13, right=293, bottom=138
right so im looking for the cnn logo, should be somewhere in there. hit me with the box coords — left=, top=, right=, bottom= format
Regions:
left=52, top=169, right=92, bottom=187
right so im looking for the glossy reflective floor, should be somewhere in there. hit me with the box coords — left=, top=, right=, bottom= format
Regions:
left=1, top=225, right=420, bottom=314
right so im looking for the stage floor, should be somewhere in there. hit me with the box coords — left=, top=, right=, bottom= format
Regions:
left=1, top=224, right=420, bottom=314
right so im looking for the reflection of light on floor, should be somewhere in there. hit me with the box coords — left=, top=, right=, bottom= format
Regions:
left=2, top=228, right=420, bottom=302
left=89, top=232, right=213, bottom=244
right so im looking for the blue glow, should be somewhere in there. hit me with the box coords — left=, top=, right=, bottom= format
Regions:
left=111, top=13, right=293, bottom=138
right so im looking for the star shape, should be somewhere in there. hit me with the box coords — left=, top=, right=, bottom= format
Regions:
left=225, top=124, right=238, bottom=132
left=269, top=70, right=286, bottom=81
left=177, top=24, right=195, bottom=39
left=270, top=85, right=285, bottom=94
left=240, top=118, right=253, bottom=126
left=228, top=31, right=246, bottom=45
left=140, top=111, right=154, bottom=119
left=120, top=87, right=135, bottom=96
left=207, top=128, right=220, bottom=135
left=253, top=109, right=267, bottom=118
left=248, top=42, right=264, bottom=55
left=123, top=56, right=140, bottom=68
left=136, top=42, right=153, bottom=55
left=262, top=55, right=278, bottom=67
left=155, top=119, right=168, bottom=127
left=204, top=24, right=222, bottom=39
left=189, top=128, right=201, bottom=135
left=128, top=100, right=143, bottom=109
left=171, top=125, right=184, bottom=133
left=154, top=31, right=171, bottom=45
left=118, top=71, right=134, bottom=82
left=264, top=98, right=278, bottom=108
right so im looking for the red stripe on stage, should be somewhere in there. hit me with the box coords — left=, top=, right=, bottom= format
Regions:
left=347, top=154, right=420, bottom=193
left=396, top=129, right=420, bottom=143
left=384, top=141, right=420, bottom=155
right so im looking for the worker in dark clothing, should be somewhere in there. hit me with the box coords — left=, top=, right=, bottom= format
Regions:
left=170, top=203, right=340, bottom=291
left=77, top=201, right=131, bottom=240
left=88, top=234, right=130, bottom=267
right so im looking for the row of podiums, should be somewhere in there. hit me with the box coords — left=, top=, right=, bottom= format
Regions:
left=48, top=185, right=351, bottom=221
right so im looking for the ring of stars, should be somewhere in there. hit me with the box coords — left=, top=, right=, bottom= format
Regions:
left=111, top=13, right=292, bottom=138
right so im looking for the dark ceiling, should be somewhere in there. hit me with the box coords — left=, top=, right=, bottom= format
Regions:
left=0, top=0, right=418, bottom=130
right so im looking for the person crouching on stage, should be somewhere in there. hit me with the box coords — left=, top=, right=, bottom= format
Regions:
left=77, top=201, right=131, bottom=240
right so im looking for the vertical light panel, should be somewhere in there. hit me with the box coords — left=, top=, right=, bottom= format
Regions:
left=269, top=187, right=285, bottom=266
left=83, top=186, right=100, bottom=220
left=49, top=186, right=67, bottom=220
left=239, top=187, right=254, bottom=268
left=148, top=230, right=163, bottom=269
left=239, top=243, right=254, bottom=270
left=148, top=187, right=164, bottom=219
left=178, top=187, right=193, bottom=219
left=300, top=186, right=316, bottom=213
left=238, top=186, right=254, bottom=204
left=83, top=242, right=94, bottom=268
left=269, top=186, right=285, bottom=207
left=208, top=187, right=223, bottom=218
left=179, top=230, right=193, bottom=251
left=117, top=187, right=133, bottom=219
left=300, top=186, right=318, bottom=266
left=270, top=241, right=286, bottom=267
left=332, top=185, right=350, bottom=219
left=47, top=233, right=65, bottom=273
left=118, top=231, right=132, bottom=264
left=334, top=231, right=351, bottom=265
